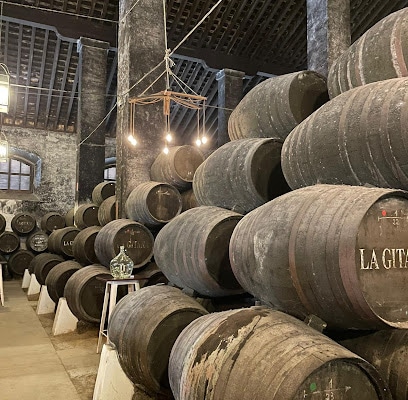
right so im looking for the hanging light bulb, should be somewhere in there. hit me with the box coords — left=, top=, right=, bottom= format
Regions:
left=128, top=134, right=137, bottom=146
left=163, top=146, right=169, bottom=154
left=195, top=138, right=202, bottom=147
left=201, top=135, right=208, bottom=144
left=165, top=132, right=172, bottom=142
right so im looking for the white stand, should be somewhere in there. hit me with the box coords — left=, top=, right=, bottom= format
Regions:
left=93, top=344, right=134, bottom=400
left=21, top=269, right=31, bottom=290
left=36, top=285, right=55, bottom=315
left=0, top=265, right=4, bottom=306
left=27, top=274, right=41, bottom=301
left=52, top=297, right=78, bottom=336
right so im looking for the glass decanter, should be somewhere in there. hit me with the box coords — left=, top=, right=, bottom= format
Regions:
left=110, top=245, right=134, bottom=279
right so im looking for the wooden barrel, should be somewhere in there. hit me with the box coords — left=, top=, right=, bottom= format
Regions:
left=98, top=195, right=116, bottom=226
left=228, top=71, right=328, bottom=141
left=31, top=252, right=64, bottom=285
left=40, top=212, right=66, bottom=233
left=92, top=182, right=116, bottom=205
left=7, top=249, right=34, bottom=276
left=0, top=231, right=20, bottom=254
left=48, top=227, right=80, bottom=258
left=169, top=307, right=390, bottom=400
left=193, top=138, right=290, bottom=214
left=109, top=285, right=208, bottom=394
left=150, top=145, right=205, bottom=190
left=26, top=230, right=48, bottom=253
left=45, top=260, right=81, bottom=304
left=11, top=213, right=36, bottom=236
left=0, top=213, right=6, bottom=234
left=338, top=330, right=408, bottom=400
left=72, top=226, right=102, bottom=265
left=282, top=79, right=408, bottom=191
left=154, top=206, right=244, bottom=297
left=181, top=189, right=198, bottom=212
left=230, top=184, right=408, bottom=330
left=64, top=264, right=112, bottom=324
left=138, top=262, right=168, bottom=287
left=125, top=181, right=182, bottom=227
left=65, top=207, right=75, bottom=226
left=94, top=219, right=154, bottom=269
left=328, top=8, right=408, bottom=98
left=74, top=203, right=100, bottom=229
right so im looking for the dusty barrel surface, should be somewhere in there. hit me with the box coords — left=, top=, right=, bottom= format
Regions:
left=98, top=195, right=116, bottom=226
left=154, top=206, right=244, bottom=297
left=150, top=145, right=205, bottom=190
left=40, top=212, right=66, bottom=233
left=94, top=218, right=154, bottom=269
left=228, top=71, right=328, bottom=141
left=92, top=182, right=116, bottom=206
left=328, top=8, right=408, bottom=97
left=169, top=307, right=390, bottom=400
left=0, top=213, right=6, bottom=234
left=11, top=213, right=36, bottom=236
left=31, top=252, right=64, bottom=284
left=74, top=203, right=100, bottom=229
left=125, top=181, right=182, bottom=227
left=109, top=285, right=208, bottom=394
left=72, top=226, right=102, bottom=265
left=230, top=184, right=408, bottom=330
left=45, top=260, right=81, bottom=303
left=48, top=227, right=80, bottom=258
left=26, top=230, right=48, bottom=253
left=64, top=264, right=113, bottom=324
left=0, top=231, right=20, bottom=254
left=181, top=189, right=198, bottom=212
left=7, top=249, right=35, bottom=276
left=282, top=79, right=408, bottom=191
left=193, top=138, right=290, bottom=214
left=64, top=207, right=75, bottom=227
left=338, top=330, right=408, bottom=400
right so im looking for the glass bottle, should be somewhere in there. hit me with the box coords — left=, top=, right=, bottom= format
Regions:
left=110, top=245, right=134, bottom=279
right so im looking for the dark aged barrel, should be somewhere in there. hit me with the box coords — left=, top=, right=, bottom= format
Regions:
left=154, top=206, right=244, bottom=297
left=64, top=265, right=112, bottom=324
left=94, top=219, right=154, bottom=269
left=230, top=184, right=408, bottom=330
left=328, top=8, right=408, bottom=98
left=45, top=260, right=81, bottom=304
left=338, top=330, right=408, bottom=400
left=32, top=252, right=64, bottom=285
left=137, top=262, right=168, bottom=287
left=109, top=286, right=208, bottom=394
left=181, top=189, right=198, bottom=212
left=282, top=79, right=408, bottom=191
left=169, top=307, right=390, bottom=400
left=193, top=139, right=290, bottom=214
left=72, top=226, right=102, bottom=265
left=47, top=227, right=80, bottom=258
left=150, top=145, right=205, bottom=190
left=26, top=230, right=48, bottom=253
left=64, top=207, right=75, bottom=226
left=74, top=203, right=100, bottom=229
left=125, top=181, right=182, bottom=227
left=40, top=212, right=66, bottom=233
left=0, top=231, right=20, bottom=254
left=11, top=213, right=36, bottom=236
left=97, top=195, right=116, bottom=226
left=0, top=213, right=6, bottom=234
left=228, top=71, right=328, bottom=141
left=7, top=249, right=35, bottom=277
left=92, top=181, right=116, bottom=205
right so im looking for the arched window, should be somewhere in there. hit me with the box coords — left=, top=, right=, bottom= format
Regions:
left=0, top=157, right=34, bottom=192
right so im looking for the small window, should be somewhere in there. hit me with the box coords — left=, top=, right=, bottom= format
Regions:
left=0, top=157, right=33, bottom=192
left=104, top=166, right=116, bottom=182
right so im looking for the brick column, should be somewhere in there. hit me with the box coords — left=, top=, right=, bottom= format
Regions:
left=307, top=0, right=350, bottom=76
left=76, top=37, right=109, bottom=204
left=116, top=0, right=165, bottom=217
left=216, top=68, right=245, bottom=147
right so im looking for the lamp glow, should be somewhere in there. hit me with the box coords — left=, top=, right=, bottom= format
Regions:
left=195, top=138, right=202, bottom=147
left=201, top=136, right=208, bottom=144
left=163, top=146, right=169, bottom=154
left=165, top=133, right=172, bottom=142
left=128, top=135, right=137, bottom=146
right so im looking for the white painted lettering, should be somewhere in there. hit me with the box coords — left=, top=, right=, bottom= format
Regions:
left=382, top=248, right=392, bottom=269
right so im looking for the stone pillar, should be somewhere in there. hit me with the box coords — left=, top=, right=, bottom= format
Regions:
left=76, top=37, right=109, bottom=204
left=216, top=69, right=245, bottom=147
left=307, top=0, right=350, bottom=76
left=116, top=0, right=165, bottom=217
